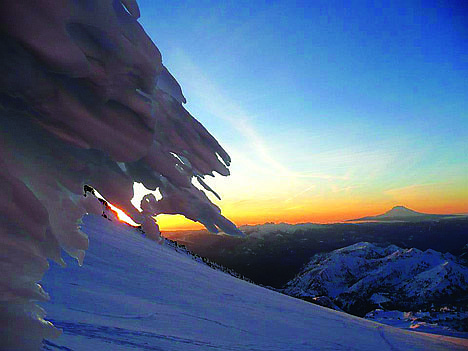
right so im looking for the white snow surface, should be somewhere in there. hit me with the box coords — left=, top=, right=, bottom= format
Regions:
left=40, top=215, right=468, bottom=350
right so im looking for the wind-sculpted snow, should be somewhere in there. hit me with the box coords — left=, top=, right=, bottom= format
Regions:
left=0, top=1, right=241, bottom=349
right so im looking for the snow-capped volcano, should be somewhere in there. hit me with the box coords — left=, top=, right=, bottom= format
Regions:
left=283, top=242, right=468, bottom=316
left=381, top=205, right=425, bottom=217
left=349, top=206, right=461, bottom=222
left=39, top=216, right=468, bottom=350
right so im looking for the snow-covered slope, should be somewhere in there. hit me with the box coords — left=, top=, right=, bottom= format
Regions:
left=39, top=216, right=468, bottom=350
left=283, top=242, right=468, bottom=314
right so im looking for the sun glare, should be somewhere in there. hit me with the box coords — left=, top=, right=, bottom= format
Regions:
left=91, top=189, right=139, bottom=227
left=107, top=203, right=139, bottom=227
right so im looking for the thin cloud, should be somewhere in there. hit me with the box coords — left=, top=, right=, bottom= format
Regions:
left=284, top=184, right=317, bottom=203
left=172, top=50, right=349, bottom=183
left=172, top=50, right=287, bottom=172
left=384, top=182, right=450, bottom=196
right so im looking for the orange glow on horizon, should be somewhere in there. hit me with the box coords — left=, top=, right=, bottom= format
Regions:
left=131, top=172, right=468, bottom=233
left=124, top=180, right=468, bottom=232
left=107, top=200, right=468, bottom=232
left=155, top=200, right=468, bottom=232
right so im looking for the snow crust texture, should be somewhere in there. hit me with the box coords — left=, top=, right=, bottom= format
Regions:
left=0, top=1, right=240, bottom=349
left=40, top=215, right=468, bottom=350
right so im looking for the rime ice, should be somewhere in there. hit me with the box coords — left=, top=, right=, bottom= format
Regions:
left=0, top=0, right=240, bottom=349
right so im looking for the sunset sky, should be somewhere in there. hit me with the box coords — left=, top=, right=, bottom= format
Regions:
left=134, top=0, right=467, bottom=230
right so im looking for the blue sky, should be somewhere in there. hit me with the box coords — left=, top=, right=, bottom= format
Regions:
left=135, top=0, right=468, bottom=228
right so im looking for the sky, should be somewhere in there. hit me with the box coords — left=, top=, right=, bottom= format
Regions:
left=133, top=0, right=468, bottom=230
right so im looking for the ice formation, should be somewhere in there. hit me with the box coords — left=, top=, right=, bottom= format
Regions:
left=0, top=0, right=241, bottom=349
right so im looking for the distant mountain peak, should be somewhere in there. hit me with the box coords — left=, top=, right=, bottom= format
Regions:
left=391, top=205, right=411, bottom=210
left=347, top=205, right=461, bottom=222
left=383, top=205, right=422, bottom=217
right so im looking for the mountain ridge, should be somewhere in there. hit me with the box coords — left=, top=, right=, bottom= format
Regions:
left=283, top=242, right=468, bottom=319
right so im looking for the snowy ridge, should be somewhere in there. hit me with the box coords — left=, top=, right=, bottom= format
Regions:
left=283, top=242, right=468, bottom=314
left=103, top=204, right=254, bottom=283
left=40, top=215, right=468, bottom=350
left=164, top=238, right=254, bottom=284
